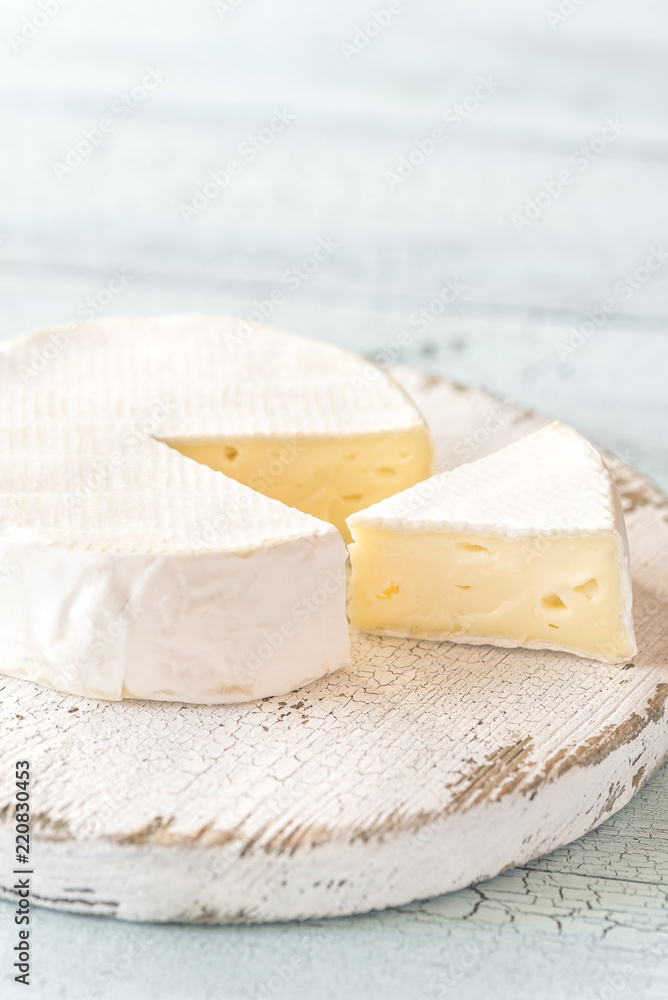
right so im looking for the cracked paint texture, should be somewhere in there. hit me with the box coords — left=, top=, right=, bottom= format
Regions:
left=1, top=374, right=667, bottom=928
left=1, top=766, right=668, bottom=999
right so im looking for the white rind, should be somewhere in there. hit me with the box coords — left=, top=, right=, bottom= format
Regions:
left=0, top=315, right=424, bottom=440
left=610, top=482, right=637, bottom=662
left=348, top=421, right=624, bottom=537
left=0, top=532, right=349, bottom=703
left=0, top=316, right=431, bottom=701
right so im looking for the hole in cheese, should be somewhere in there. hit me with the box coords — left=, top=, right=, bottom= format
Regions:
left=456, top=584, right=471, bottom=590
left=376, top=583, right=401, bottom=600
left=573, top=578, right=600, bottom=599
left=541, top=592, right=567, bottom=610
left=456, top=543, right=492, bottom=554
left=224, top=446, right=239, bottom=460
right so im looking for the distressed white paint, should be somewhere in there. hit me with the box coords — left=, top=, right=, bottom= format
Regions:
left=1, top=372, right=666, bottom=923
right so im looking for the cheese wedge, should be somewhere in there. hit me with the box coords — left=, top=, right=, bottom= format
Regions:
left=0, top=316, right=433, bottom=702
left=347, top=422, right=637, bottom=665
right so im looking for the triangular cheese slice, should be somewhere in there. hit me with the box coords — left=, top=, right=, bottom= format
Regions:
left=347, top=422, right=637, bottom=665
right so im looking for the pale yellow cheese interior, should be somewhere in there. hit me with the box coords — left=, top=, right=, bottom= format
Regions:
left=348, top=526, right=635, bottom=662
left=167, top=428, right=434, bottom=542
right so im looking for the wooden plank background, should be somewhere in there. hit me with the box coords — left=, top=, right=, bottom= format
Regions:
left=0, top=0, right=667, bottom=997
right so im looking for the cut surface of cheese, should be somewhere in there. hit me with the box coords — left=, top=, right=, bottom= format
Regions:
left=347, top=422, right=636, bottom=665
left=169, top=429, right=432, bottom=544
left=0, top=316, right=432, bottom=703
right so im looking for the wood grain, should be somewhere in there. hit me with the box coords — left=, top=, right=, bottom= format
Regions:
left=1, top=369, right=666, bottom=923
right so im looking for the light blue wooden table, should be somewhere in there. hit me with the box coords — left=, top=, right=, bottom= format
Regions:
left=1, top=1, right=667, bottom=996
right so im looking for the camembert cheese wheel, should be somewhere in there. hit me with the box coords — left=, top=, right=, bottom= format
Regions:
left=0, top=316, right=434, bottom=702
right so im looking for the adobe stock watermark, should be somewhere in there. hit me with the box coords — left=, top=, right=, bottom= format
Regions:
left=429, top=939, right=498, bottom=997
left=512, top=471, right=636, bottom=662
left=555, top=246, right=667, bottom=359
left=351, top=278, right=466, bottom=386
left=340, top=1, right=404, bottom=63
left=76, top=268, right=134, bottom=321
left=70, top=397, right=177, bottom=504
left=582, top=930, right=668, bottom=1000
left=231, top=565, right=347, bottom=688
left=212, top=0, right=245, bottom=18
left=190, top=439, right=307, bottom=550
left=253, top=927, right=331, bottom=998
left=385, top=76, right=501, bottom=190
left=451, top=402, right=516, bottom=464
left=52, top=598, right=147, bottom=691
left=17, top=269, right=134, bottom=382
left=545, top=0, right=590, bottom=30
left=516, top=467, right=625, bottom=560
left=586, top=964, right=639, bottom=1000
left=520, top=478, right=606, bottom=561
left=256, top=955, right=306, bottom=1000
left=584, top=934, right=668, bottom=1000
left=7, top=0, right=73, bottom=52
left=512, top=117, right=627, bottom=233
left=69, top=736, right=162, bottom=841
left=71, top=936, right=153, bottom=1000
left=220, top=237, right=339, bottom=348
left=0, top=553, right=15, bottom=590
left=178, top=108, right=295, bottom=223
left=52, top=67, right=168, bottom=180
left=636, top=578, right=668, bottom=624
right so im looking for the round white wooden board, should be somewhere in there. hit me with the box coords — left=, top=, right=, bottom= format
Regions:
left=1, top=369, right=668, bottom=924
